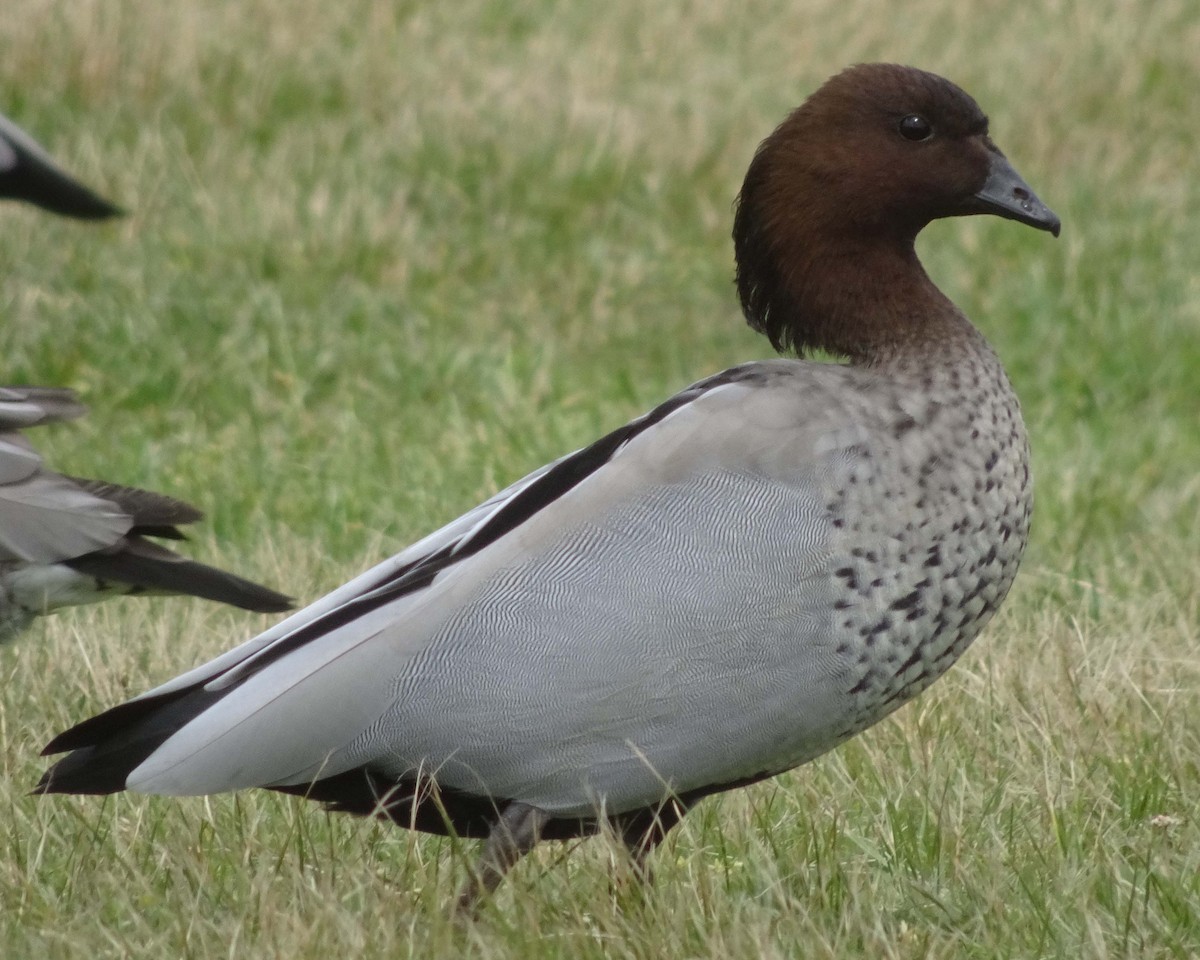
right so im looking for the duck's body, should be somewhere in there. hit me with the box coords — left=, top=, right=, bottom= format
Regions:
left=39, top=64, right=1058, bottom=909
left=0, top=111, right=121, bottom=219
left=0, top=386, right=291, bottom=642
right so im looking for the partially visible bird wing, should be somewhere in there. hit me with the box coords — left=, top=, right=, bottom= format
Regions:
left=0, top=388, right=133, bottom=561
left=64, top=537, right=293, bottom=614
left=0, top=436, right=133, bottom=563
left=0, top=386, right=290, bottom=614
left=0, top=386, right=88, bottom=434
left=65, top=478, right=203, bottom=538
left=0, top=112, right=122, bottom=219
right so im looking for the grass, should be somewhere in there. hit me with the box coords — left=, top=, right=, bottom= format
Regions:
left=2, top=0, right=1199, bottom=956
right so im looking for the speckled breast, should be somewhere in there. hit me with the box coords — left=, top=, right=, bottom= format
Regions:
left=821, top=346, right=1032, bottom=744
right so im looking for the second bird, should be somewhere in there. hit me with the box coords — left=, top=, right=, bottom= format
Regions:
left=0, top=387, right=292, bottom=642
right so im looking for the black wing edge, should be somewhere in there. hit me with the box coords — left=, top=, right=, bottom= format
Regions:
left=36, top=682, right=232, bottom=794
left=65, top=477, right=205, bottom=533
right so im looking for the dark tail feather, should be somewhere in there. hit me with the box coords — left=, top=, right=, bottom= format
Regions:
left=37, top=682, right=231, bottom=795
left=66, top=543, right=293, bottom=614
left=38, top=743, right=143, bottom=795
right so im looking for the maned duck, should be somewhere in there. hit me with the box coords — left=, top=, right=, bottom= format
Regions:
left=0, top=386, right=291, bottom=642
left=38, top=64, right=1060, bottom=911
left=0, top=111, right=121, bottom=219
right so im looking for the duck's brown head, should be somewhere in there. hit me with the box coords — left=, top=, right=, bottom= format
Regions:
left=733, top=63, right=1059, bottom=359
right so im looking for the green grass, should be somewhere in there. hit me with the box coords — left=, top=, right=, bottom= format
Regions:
left=2, top=0, right=1199, bottom=956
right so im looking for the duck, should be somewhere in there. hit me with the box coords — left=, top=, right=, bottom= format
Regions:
left=0, top=386, right=292, bottom=642
left=37, top=64, right=1060, bottom=911
left=0, top=111, right=122, bottom=219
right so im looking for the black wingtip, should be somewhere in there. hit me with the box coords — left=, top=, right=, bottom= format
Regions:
left=192, top=566, right=294, bottom=614
left=60, top=195, right=125, bottom=221
left=36, top=680, right=234, bottom=798
left=0, top=114, right=124, bottom=221
left=0, top=164, right=124, bottom=221
left=237, top=587, right=295, bottom=615
left=35, top=746, right=135, bottom=795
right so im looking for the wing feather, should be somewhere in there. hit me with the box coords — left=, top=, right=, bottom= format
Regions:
left=46, top=363, right=857, bottom=815
left=123, top=369, right=750, bottom=704
left=0, top=465, right=133, bottom=562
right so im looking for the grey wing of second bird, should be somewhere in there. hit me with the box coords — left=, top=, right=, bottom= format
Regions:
left=0, top=386, right=292, bottom=642
left=0, top=386, right=133, bottom=564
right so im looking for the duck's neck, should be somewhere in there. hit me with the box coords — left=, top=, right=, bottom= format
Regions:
left=821, top=241, right=980, bottom=367
left=739, top=228, right=980, bottom=370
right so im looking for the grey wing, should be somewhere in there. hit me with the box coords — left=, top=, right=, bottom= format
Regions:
left=0, top=471, right=132, bottom=563
left=352, top=465, right=842, bottom=815
left=0, top=386, right=293, bottom=618
left=116, top=447, right=569, bottom=706
left=121, top=370, right=851, bottom=816
left=0, top=387, right=191, bottom=562
left=0, top=387, right=88, bottom=491
left=0, top=431, right=132, bottom=564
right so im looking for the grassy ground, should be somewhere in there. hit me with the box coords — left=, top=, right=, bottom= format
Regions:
left=2, top=0, right=1198, bottom=956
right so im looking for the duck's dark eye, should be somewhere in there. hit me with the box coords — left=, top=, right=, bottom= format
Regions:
left=899, top=114, right=933, bottom=142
